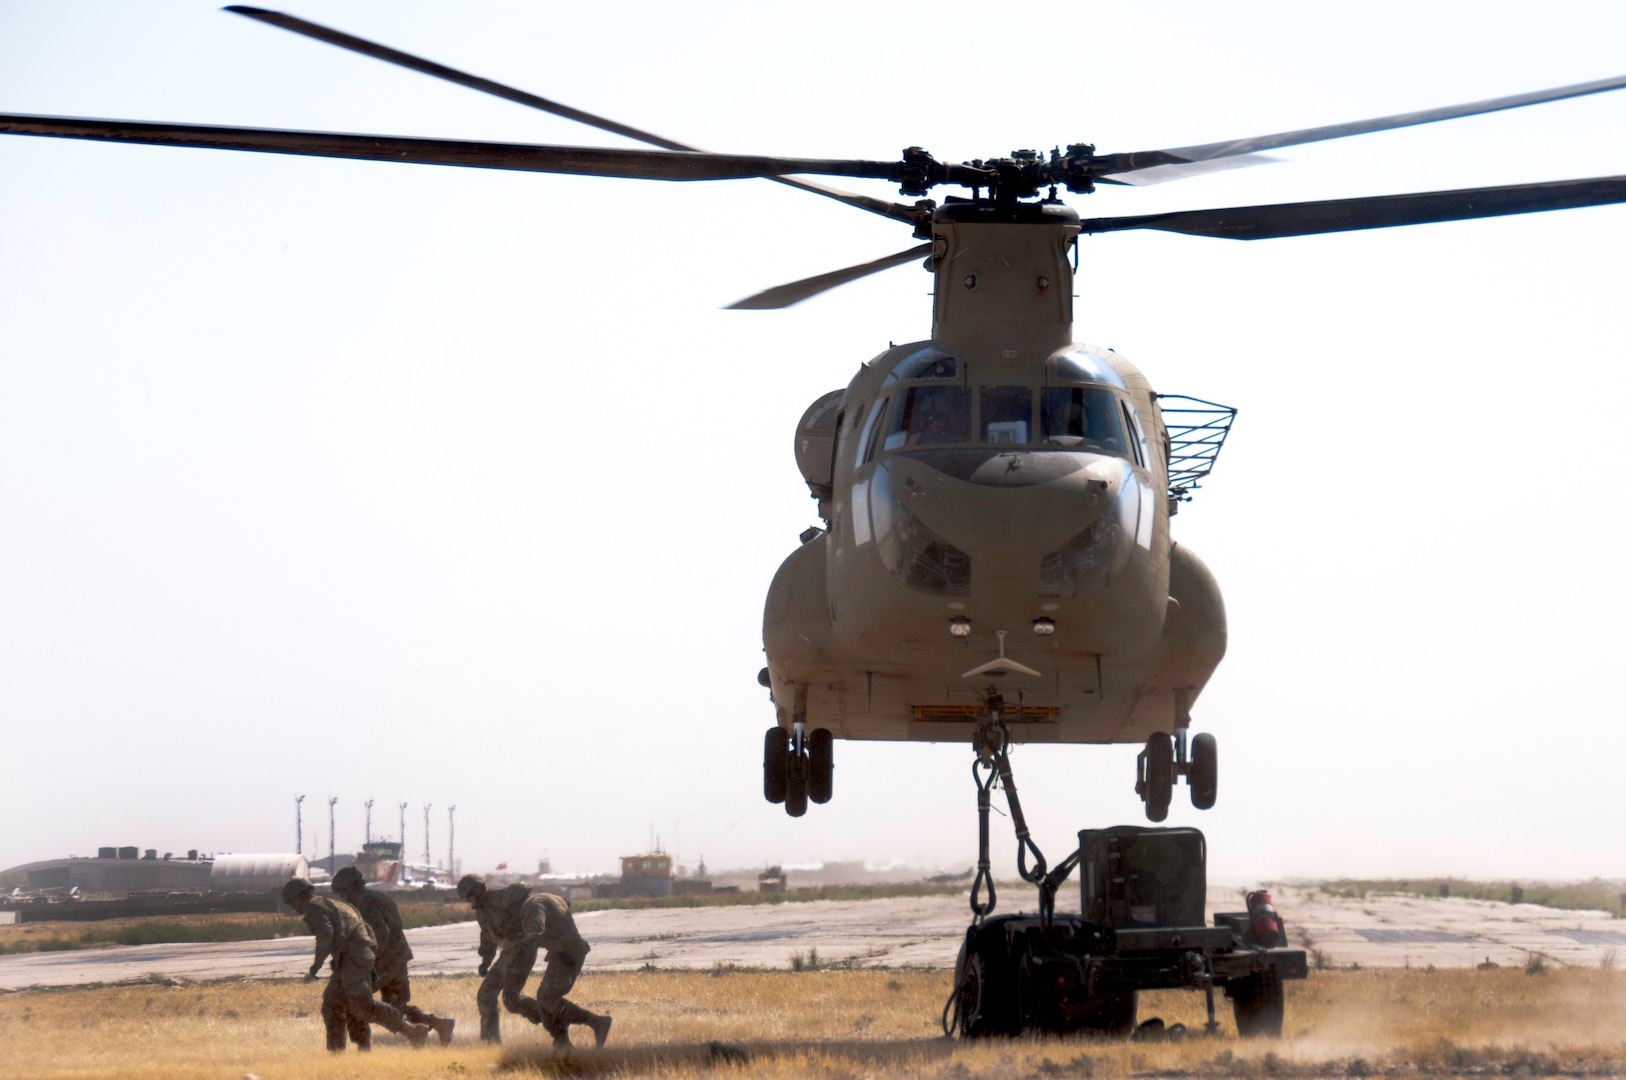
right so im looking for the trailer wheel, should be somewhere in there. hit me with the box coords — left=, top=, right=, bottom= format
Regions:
left=1229, top=970, right=1284, bottom=1038
left=763, top=727, right=788, bottom=804
left=952, top=928, right=1018, bottom=1037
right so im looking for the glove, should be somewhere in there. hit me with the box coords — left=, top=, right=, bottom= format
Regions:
left=306, top=962, right=321, bottom=981
left=478, top=959, right=491, bottom=977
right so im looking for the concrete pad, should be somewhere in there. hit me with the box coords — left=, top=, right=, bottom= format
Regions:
left=1, top=884, right=1620, bottom=990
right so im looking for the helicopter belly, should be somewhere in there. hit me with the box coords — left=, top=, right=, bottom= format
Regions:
left=761, top=452, right=1223, bottom=747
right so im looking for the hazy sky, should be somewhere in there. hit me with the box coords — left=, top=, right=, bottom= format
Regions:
left=3, top=1, right=1624, bottom=887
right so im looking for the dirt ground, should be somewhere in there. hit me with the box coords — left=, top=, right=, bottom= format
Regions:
left=2, top=883, right=1620, bottom=990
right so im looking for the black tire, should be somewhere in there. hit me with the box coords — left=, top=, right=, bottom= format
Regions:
left=1189, top=732, right=1217, bottom=810
left=953, top=927, right=1018, bottom=1038
left=1229, top=970, right=1285, bottom=1038
left=807, top=728, right=833, bottom=804
left=784, top=752, right=808, bottom=817
left=763, top=727, right=788, bottom=804
left=1144, top=732, right=1174, bottom=822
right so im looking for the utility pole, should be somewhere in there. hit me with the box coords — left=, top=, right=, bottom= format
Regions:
left=328, top=796, right=338, bottom=874
left=295, top=794, right=305, bottom=855
left=364, top=798, right=373, bottom=846
left=448, top=805, right=456, bottom=877
left=424, top=803, right=432, bottom=870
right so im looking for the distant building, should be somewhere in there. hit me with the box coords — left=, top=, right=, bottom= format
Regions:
left=620, top=852, right=673, bottom=898
left=15, top=848, right=213, bottom=892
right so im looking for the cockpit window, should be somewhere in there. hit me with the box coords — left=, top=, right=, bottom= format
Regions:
left=981, top=386, right=1032, bottom=445
left=1051, top=348, right=1127, bottom=389
left=883, top=349, right=959, bottom=384
left=1040, top=387, right=1126, bottom=453
left=884, top=385, right=970, bottom=449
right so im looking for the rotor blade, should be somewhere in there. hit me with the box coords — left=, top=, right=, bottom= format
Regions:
left=1093, top=72, right=1626, bottom=177
left=0, top=113, right=907, bottom=183
left=727, top=243, right=934, bottom=309
left=1100, top=152, right=1278, bottom=186
left=226, top=5, right=925, bottom=226
left=1080, top=175, right=1626, bottom=240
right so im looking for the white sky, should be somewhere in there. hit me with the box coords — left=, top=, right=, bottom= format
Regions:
left=3, top=1, right=1624, bottom=887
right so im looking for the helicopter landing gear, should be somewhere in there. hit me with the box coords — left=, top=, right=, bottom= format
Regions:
left=763, top=724, right=833, bottom=817
left=1134, top=720, right=1219, bottom=821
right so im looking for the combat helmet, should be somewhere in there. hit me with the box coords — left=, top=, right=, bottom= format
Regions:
left=281, top=877, right=315, bottom=903
left=331, top=866, right=365, bottom=891
left=456, top=873, right=486, bottom=899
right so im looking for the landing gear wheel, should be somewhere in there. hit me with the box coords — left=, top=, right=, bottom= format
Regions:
left=1189, top=732, right=1217, bottom=810
left=784, top=751, right=808, bottom=817
left=1229, top=969, right=1284, bottom=1038
left=1142, top=732, right=1174, bottom=822
left=807, top=728, right=833, bottom=804
left=763, top=727, right=788, bottom=804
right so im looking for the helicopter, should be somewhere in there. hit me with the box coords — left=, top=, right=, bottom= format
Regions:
left=6, top=8, right=1626, bottom=835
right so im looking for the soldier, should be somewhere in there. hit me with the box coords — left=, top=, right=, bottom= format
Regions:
left=331, top=866, right=456, bottom=1045
left=456, top=873, right=611, bottom=1049
left=281, top=877, right=432, bottom=1052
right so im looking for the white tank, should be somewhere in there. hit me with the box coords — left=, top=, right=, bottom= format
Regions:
left=210, top=853, right=310, bottom=893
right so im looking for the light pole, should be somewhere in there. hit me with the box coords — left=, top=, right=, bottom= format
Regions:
left=423, top=803, right=432, bottom=870
left=295, top=794, right=305, bottom=855
left=399, top=802, right=407, bottom=851
left=447, top=805, right=456, bottom=877
left=328, top=796, right=338, bottom=874
left=364, top=798, right=373, bottom=846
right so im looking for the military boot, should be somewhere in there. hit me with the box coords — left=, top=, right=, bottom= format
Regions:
left=433, top=1017, right=456, bottom=1045
left=591, top=1013, right=613, bottom=1048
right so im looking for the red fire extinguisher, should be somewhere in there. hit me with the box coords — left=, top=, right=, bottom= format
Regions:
left=1246, top=889, right=1283, bottom=946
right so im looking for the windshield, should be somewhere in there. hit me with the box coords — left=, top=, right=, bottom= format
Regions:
left=883, top=385, right=971, bottom=449
left=1039, top=386, right=1127, bottom=454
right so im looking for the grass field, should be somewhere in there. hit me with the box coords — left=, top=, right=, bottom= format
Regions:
left=1314, top=878, right=1626, bottom=917
left=4, top=965, right=1625, bottom=1079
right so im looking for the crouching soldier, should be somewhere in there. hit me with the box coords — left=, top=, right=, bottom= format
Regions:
left=281, top=877, right=431, bottom=1052
left=331, top=866, right=456, bottom=1045
left=457, top=873, right=611, bottom=1049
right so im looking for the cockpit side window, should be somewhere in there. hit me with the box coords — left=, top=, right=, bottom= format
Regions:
left=853, top=397, right=891, bottom=468
left=1040, top=387, right=1126, bottom=454
left=980, top=386, right=1032, bottom=445
left=884, top=385, right=971, bottom=449
left=1120, top=401, right=1149, bottom=469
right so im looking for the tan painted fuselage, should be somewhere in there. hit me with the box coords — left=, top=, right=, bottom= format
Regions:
left=762, top=201, right=1226, bottom=747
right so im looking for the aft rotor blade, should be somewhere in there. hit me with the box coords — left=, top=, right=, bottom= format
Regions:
left=0, top=113, right=907, bottom=184
left=728, top=243, right=934, bottom=309
left=226, top=5, right=925, bottom=226
left=1093, top=72, right=1626, bottom=178
left=1080, top=175, right=1626, bottom=240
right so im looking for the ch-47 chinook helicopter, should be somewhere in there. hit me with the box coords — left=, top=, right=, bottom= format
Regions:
left=6, top=9, right=1626, bottom=828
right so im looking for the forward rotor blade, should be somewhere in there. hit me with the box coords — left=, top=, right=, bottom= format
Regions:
left=1080, top=174, right=1626, bottom=240
left=1093, top=72, right=1626, bottom=178
left=226, top=5, right=925, bottom=226
left=0, top=113, right=906, bottom=184
left=728, top=243, right=934, bottom=309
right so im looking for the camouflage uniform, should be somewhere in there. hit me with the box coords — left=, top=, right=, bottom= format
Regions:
left=473, top=883, right=599, bottom=1044
left=343, top=883, right=453, bottom=1041
left=300, top=894, right=422, bottom=1051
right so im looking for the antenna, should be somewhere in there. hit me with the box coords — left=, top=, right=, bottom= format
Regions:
left=295, top=794, right=305, bottom=855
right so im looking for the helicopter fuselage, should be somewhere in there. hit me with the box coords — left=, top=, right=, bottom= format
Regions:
left=762, top=200, right=1227, bottom=747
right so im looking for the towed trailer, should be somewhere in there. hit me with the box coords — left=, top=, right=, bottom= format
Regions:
left=950, top=826, right=1308, bottom=1038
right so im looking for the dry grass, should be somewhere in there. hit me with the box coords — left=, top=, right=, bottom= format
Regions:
left=4, top=967, right=1626, bottom=1079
